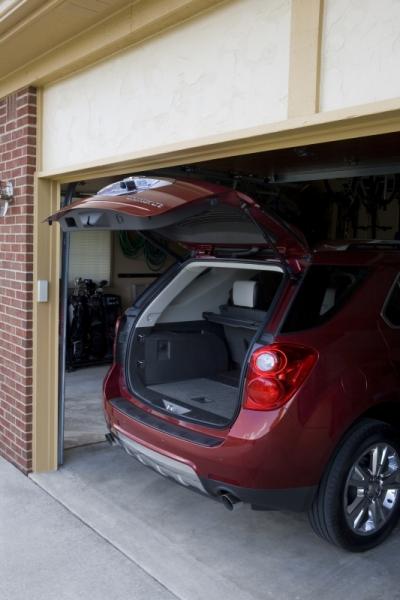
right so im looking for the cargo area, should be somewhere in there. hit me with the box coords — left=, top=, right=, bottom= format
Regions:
left=126, top=261, right=283, bottom=426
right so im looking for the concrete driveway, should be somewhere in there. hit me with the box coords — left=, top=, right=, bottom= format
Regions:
left=0, top=456, right=174, bottom=600
left=31, top=442, right=400, bottom=600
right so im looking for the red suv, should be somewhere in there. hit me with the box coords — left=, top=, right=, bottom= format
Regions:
left=51, top=176, right=400, bottom=551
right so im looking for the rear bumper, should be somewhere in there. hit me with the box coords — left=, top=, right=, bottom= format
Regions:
left=108, top=428, right=316, bottom=512
left=111, top=429, right=207, bottom=493
left=104, top=388, right=329, bottom=491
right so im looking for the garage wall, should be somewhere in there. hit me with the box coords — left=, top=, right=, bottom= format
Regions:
left=320, top=0, right=400, bottom=111
left=41, top=0, right=291, bottom=172
left=110, top=233, right=163, bottom=309
left=0, top=87, right=36, bottom=473
left=68, top=230, right=112, bottom=286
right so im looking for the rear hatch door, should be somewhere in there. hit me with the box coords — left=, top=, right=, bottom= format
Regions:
left=48, top=176, right=310, bottom=268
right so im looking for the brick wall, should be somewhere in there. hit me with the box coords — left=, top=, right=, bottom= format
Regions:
left=0, top=87, right=36, bottom=472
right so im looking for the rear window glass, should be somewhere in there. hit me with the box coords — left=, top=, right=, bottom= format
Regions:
left=254, top=271, right=283, bottom=310
left=383, top=276, right=400, bottom=327
left=282, top=266, right=368, bottom=333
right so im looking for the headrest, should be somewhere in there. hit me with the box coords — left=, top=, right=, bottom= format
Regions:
left=232, top=281, right=257, bottom=308
left=320, top=288, right=336, bottom=315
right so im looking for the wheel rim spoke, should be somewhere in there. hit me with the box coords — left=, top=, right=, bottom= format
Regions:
left=371, top=444, right=388, bottom=477
left=370, top=499, right=386, bottom=529
left=348, top=497, right=369, bottom=530
left=382, top=469, right=400, bottom=490
left=348, top=465, right=369, bottom=490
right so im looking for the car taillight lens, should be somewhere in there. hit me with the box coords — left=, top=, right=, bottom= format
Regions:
left=244, top=343, right=317, bottom=411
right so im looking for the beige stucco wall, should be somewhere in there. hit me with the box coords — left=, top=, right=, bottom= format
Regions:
left=41, top=0, right=291, bottom=172
left=320, top=0, right=400, bottom=111
left=41, top=0, right=400, bottom=175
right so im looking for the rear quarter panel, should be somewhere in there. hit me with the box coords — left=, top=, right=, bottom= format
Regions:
left=272, top=264, right=399, bottom=480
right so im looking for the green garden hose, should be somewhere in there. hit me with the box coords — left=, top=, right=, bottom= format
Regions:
left=119, top=231, right=167, bottom=271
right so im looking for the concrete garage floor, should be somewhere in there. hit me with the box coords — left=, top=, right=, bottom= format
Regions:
left=64, top=365, right=110, bottom=449
left=32, top=443, right=400, bottom=600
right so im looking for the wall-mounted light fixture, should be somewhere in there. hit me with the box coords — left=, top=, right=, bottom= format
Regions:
left=0, top=180, right=14, bottom=216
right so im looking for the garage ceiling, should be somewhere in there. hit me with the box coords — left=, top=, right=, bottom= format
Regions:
left=191, top=132, right=400, bottom=184
left=64, top=131, right=400, bottom=197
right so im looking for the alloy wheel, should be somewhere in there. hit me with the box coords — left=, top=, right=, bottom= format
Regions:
left=344, top=442, right=400, bottom=535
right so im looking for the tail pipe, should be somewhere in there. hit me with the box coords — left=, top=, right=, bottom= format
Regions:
left=105, top=432, right=119, bottom=446
left=220, top=492, right=243, bottom=511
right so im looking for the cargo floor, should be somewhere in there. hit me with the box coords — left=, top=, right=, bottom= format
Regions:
left=148, top=377, right=238, bottom=419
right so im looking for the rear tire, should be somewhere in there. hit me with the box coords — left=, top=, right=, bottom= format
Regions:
left=308, top=419, right=400, bottom=551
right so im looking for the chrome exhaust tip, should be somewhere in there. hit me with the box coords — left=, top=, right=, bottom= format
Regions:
left=220, top=493, right=243, bottom=511
left=105, top=432, right=118, bottom=446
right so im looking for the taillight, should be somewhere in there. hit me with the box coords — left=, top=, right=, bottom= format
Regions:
left=244, top=343, right=317, bottom=411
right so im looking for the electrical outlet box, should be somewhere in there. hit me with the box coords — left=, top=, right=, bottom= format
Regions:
left=37, top=280, right=49, bottom=303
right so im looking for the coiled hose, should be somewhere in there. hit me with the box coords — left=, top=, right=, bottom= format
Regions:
left=119, top=231, right=166, bottom=271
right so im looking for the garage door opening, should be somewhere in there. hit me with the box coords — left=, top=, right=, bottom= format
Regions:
left=57, top=130, right=400, bottom=464
left=59, top=177, right=176, bottom=456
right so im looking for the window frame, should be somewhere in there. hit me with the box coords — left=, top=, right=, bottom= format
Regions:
left=280, top=264, right=370, bottom=334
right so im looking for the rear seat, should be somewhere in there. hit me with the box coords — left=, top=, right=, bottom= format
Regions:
left=203, top=281, right=267, bottom=366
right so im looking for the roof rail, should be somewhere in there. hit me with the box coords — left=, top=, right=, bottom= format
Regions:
left=346, top=240, right=400, bottom=250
